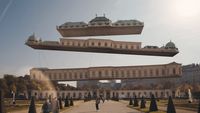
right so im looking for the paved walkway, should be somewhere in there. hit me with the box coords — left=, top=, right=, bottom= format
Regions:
left=9, top=106, right=41, bottom=113
left=158, top=106, right=197, bottom=113
left=62, top=100, right=142, bottom=113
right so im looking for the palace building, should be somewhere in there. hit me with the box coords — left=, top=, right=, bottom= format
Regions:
left=57, top=16, right=144, bottom=37
left=30, top=62, right=182, bottom=81
left=26, top=35, right=178, bottom=57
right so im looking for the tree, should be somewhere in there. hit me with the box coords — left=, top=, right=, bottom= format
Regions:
left=16, top=76, right=28, bottom=93
left=59, top=97, right=63, bottom=109
left=198, top=99, right=200, bottom=113
left=4, top=74, right=16, bottom=86
left=149, top=94, right=158, bottom=112
left=4, top=75, right=17, bottom=95
left=28, top=96, right=37, bottom=113
left=167, top=96, right=176, bottom=113
left=0, top=90, right=6, bottom=113
left=0, top=79, right=8, bottom=95
left=129, top=98, right=133, bottom=105
left=133, top=95, right=139, bottom=107
left=70, top=97, right=74, bottom=106
left=140, top=96, right=146, bottom=109
left=64, top=96, right=69, bottom=107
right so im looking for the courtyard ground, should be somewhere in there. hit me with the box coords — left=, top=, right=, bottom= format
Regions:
left=61, top=100, right=142, bottom=113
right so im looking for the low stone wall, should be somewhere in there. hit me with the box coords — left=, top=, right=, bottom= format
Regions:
left=32, top=89, right=172, bottom=100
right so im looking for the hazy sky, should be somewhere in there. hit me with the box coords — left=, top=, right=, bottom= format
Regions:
left=0, top=0, right=200, bottom=78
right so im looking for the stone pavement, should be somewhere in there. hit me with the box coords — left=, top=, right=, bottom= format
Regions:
left=158, top=106, right=197, bottom=113
left=8, top=106, right=42, bottom=113
left=61, top=100, right=142, bottom=113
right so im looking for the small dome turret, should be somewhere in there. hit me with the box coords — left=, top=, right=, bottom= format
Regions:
left=26, top=33, right=38, bottom=43
left=165, top=41, right=177, bottom=49
left=28, top=34, right=37, bottom=41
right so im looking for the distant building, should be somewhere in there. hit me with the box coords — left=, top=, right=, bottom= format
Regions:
left=180, top=64, right=200, bottom=84
left=121, top=63, right=200, bottom=89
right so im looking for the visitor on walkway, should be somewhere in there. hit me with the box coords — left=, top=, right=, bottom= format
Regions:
left=95, top=97, right=100, bottom=111
left=51, top=97, right=60, bottom=113
left=42, top=99, right=51, bottom=113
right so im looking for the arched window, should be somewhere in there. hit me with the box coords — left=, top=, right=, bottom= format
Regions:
left=126, top=45, right=128, bottom=49
left=112, top=71, right=114, bottom=77
left=74, top=72, right=77, bottom=79
left=69, top=72, right=72, bottom=79
left=85, top=73, right=89, bottom=78
left=132, top=70, right=135, bottom=76
left=120, top=45, right=123, bottom=49
left=127, top=70, right=130, bottom=77
left=79, top=93, right=82, bottom=98
left=98, top=42, right=101, bottom=46
left=99, top=71, right=102, bottom=77
left=91, top=42, right=94, bottom=46
left=48, top=73, right=51, bottom=79
left=156, top=69, right=159, bottom=76
left=150, top=69, right=153, bottom=76
left=105, top=42, right=107, bottom=47
left=54, top=73, right=57, bottom=80
left=121, top=70, right=124, bottom=77
left=137, top=45, right=140, bottom=49
left=144, top=69, right=147, bottom=76
left=92, top=71, right=95, bottom=76
left=73, top=92, right=76, bottom=98
left=59, top=73, right=62, bottom=79
left=105, top=70, right=108, bottom=75
left=138, top=70, right=141, bottom=77
left=80, top=73, right=82, bottom=79
left=115, top=70, right=119, bottom=78
left=131, top=46, right=134, bottom=49
left=127, top=92, right=130, bottom=97
left=64, top=73, right=67, bottom=79
left=162, top=69, right=165, bottom=75
left=173, top=68, right=176, bottom=74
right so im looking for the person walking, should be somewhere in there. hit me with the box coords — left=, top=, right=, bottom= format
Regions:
left=42, top=99, right=51, bottom=113
left=95, top=97, right=100, bottom=111
left=51, top=97, right=60, bottom=113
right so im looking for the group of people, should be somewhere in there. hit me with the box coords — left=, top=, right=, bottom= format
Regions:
left=42, top=98, right=60, bottom=113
